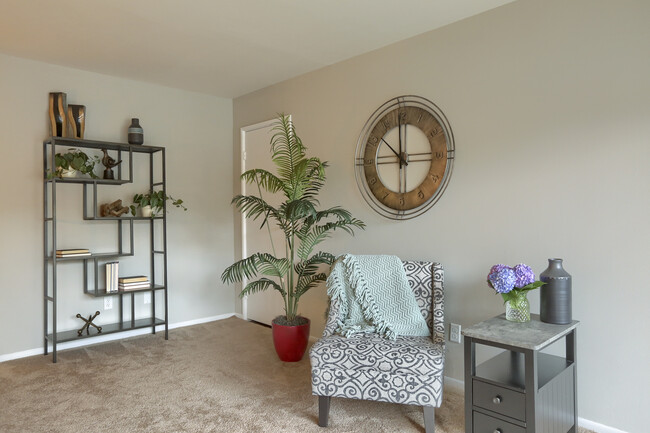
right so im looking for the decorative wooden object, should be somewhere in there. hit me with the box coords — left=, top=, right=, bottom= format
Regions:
left=100, top=199, right=130, bottom=217
left=49, top=92, right=68, bottom=137
left=67, top=104, right=86, bottom=139
left=76, top=311, right=102, bottom=336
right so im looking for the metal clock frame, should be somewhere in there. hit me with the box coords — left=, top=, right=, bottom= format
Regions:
left=355, top=95, right=455, bottom=220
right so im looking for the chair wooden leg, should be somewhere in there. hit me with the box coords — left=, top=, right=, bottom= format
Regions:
left=318, top=396, right=331, bottom=427
left=423, top=406, right=435, bottom=433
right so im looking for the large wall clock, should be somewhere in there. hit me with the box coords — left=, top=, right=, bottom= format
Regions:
left=355, top=95, right=455, bottom=220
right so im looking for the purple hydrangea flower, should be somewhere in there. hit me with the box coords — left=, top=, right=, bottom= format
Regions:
left=489, top=264, right=509, bottom=275
left=488, top=265, right=515, bottom=294
left=513, top=264, right=535, bottom=288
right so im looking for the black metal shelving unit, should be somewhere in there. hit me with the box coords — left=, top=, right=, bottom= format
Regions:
left=43, top=137, right=169, bottom=362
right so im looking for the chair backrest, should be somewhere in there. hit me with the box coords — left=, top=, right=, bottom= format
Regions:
left=323, top=260, right=445, bottom=344
left=403, top=261, right=445, bottom=344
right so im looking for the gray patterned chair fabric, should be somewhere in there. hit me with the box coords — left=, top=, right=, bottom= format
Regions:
left=310, top=261, right=445, bottom=433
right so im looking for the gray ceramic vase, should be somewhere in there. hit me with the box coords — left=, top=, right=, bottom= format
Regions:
left=540, top=258, right=572, bottom=324
left=128, top=118, right=144, bottom=145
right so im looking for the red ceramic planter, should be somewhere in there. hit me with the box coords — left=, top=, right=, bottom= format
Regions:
left=271, top=317, right=310, bottom=362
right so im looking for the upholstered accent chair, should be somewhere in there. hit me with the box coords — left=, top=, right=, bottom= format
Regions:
left=310, top=261, right=445, bottom=433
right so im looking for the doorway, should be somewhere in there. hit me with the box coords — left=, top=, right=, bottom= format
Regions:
left=239, top=118, right=289, bottom=325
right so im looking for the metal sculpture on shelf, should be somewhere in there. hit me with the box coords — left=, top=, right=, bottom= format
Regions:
left=101, top=148, right=122, bottom=179
left=76, top=311, right=102, bottom=336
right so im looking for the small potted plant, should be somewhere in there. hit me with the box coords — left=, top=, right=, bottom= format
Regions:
left=130, top=190, right=187, bottom=217
left=487, top=263, right=545, bottom=323
left=49, top=148, right=100, bottom=178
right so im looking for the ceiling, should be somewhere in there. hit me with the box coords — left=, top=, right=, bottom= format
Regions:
left=0, top=0, right=515, bottom=98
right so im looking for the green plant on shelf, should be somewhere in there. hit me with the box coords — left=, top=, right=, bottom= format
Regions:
left=47, top=148, right=100, bottom=179
left=130, top=190, right=187, bottom=217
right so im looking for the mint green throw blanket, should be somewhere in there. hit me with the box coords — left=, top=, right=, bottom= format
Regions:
left=327, top=254, right=430, bottom=340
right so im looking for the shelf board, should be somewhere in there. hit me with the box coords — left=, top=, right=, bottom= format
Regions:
left=475, top=351, right=573, bottom=391
left=47, top=252, right=133, bottom=261
left=45, top=137, right=164, bottom=154
left=45, top=177, right=131, bottom=185
left=85, top=285, right=165, bottom=297
left=47, top=317, right=165, bottom=343
left=83, top=216, right=163, bottom=221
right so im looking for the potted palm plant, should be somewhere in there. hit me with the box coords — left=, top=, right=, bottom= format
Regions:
left=221, top=114, right=365, bottom=362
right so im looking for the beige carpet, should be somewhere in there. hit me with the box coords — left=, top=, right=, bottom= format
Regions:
left=0, top=317, right=592, bottom=433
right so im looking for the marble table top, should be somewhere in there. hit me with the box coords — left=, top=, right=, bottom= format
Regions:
left=462, top=314, right=579, bottom=351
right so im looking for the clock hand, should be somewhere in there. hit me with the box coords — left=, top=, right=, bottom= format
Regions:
left=398, top=118, right=402, bottom=166
left=380, top=138, right=408, bottom=166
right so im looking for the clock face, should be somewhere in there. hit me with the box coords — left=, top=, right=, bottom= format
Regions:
left=355, top=96, right=455, bottom=220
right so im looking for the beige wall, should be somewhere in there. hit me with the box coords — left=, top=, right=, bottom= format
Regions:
left=233, top=0, right=649, bottom=431
left=0, top=53, right=235, bottom=356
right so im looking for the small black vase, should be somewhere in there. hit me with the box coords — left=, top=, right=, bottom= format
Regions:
left=128, top=118, right=144, bottom=145
left=540, top=258, right=572, bottom=324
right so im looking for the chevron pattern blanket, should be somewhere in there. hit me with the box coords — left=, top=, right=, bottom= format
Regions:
left=326, top=254, right=431, bottom=340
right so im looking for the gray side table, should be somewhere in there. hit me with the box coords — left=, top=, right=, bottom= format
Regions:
left=462, top=314, right=579, bottom=433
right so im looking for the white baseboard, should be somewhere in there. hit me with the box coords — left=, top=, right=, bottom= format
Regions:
left=443, top=376, right=627, bottom=433
left=577, top=418, right=629, bottom=433
left=443, top=375, right=464, bottom=393
left=167, top=313, right=241, bottom=329
left=0, top=313, right=239, bottom=363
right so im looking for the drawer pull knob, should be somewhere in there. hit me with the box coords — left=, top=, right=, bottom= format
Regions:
left=492, top=395, right=502, bottom=404
left=493, top=429, right=503, bottom=433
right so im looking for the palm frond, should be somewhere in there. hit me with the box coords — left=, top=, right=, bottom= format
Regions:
left=256, top=253, right=290, bottom=278
left=231, top=194, right=280, bottom=224
left=307, top=206, right=357, bottom=226
left=284, top=199, right=317, bottom=223
left=296, top=219, right=363, bottom=261
left=295, top=251, right=335, bottom=275
left=240, top=278, right=286, bottom=298
left=300, top=158, right=327, bottom=201
left=270, top=114, right=305, bottom=183
left=221, top=254, right=261, bottom=284
left=240, top=168, right=283, bottom=194
left=295, top=273, right=327, bottom=298
left=288, top=157, right=324, bottom=192
left=275, top=202, right=298, bottom=237
left=221, top=252, right=289, bottom=284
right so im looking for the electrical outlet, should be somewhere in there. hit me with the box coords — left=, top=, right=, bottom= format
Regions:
left=449, top=323, right=461, bottom=343
left=143, top=292, right=151, bottom=304
left=104, top=297, right=113, bottom=310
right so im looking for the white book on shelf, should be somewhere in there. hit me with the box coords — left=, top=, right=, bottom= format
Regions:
left=105, top=262, right=111, bottom=293
left=112, top=262, right=119, bottom=292
left=105, top=261, right=120, bottom=292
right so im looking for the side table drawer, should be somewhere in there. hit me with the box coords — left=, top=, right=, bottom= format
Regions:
left=473, top=380, right=525, bottom=421
left=473, top=411, right=525, bottom=433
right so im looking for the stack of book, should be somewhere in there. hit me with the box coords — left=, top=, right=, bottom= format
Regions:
left=118, top=276, right=150, bottom=291
left=56, top=249, right=91, bottom=258
left=105, top=262, right=119, bottom=293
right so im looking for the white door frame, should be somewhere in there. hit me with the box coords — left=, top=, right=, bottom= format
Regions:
left=239, top=117, right=289, bottom=320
